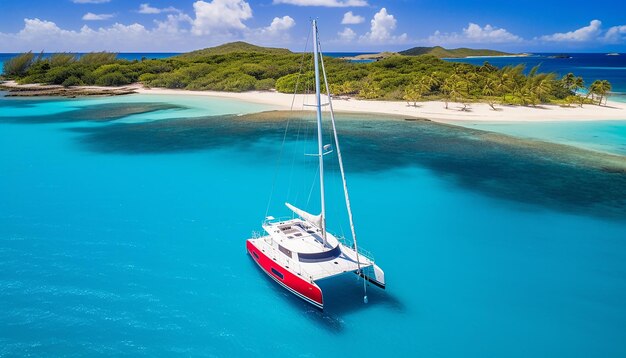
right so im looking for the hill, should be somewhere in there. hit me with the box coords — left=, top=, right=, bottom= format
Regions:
left=178, top=41, right=292, bottom=59
left=399, top=46, right=511, bottom=58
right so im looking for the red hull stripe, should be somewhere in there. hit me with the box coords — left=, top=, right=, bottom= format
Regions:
left=247, top=240, right=324, bottom=309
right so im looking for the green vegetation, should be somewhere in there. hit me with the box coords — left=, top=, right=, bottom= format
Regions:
left=179, top=41, right=292, bottom=59
left=3, top=51, right=38, bottom=77
left=1, top=42, right=612, bottom=107
left=399, top=46, right=512, bottom=58
left=588, top=80, right=612, bottom=106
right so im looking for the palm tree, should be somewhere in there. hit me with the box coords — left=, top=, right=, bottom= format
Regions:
left=482, top=77, right=499, bottom=110
left=572, top=76, right=585, bottom=107
left=499, top=64, right=525, bottom=104
left=587, top=81, right=598, bottom=104
left=403, top=75, right=433, bottom=107
left=495, top=71, right=512, bottom=103
left=521, top=65, right=542, bottom=106
left=561, top=73, right=576, bottom=106
left=464, top=71, right=477, bottom=96
left=403, top=84, right=416, bottom=106
left=441, top=76, right=455, bottom=109
left=561, top=72, right=576, bottom=89
left=403, top=83, right=421, bottom=106
left=423, top=72, right=441, bottom=90
left=588, top=80, right=612, bottom=106
left=598, top=80, right=612, bottom=106
left=534, top=73, right=555, bottom=104
left=442, top=74, right=466, bottom=110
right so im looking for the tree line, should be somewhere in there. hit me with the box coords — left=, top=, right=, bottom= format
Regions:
left=1, top=50, right=613, bottom=107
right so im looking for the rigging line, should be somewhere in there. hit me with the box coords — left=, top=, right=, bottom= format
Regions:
left=295, top=106, right=314, bottom=205
left=264, top=24, right=312, bottom=220
left=318, top=38, right=368, bottom=301
left=291, top=26, right=312, bottom=111
left=302, top=56, right=313, bottom=111
left=306, top=162, right=320, bottom=208
left=292, top=49, right=314, bottom=206
left=296, top=50, right=316, bottom=205
left=285, top=106, right=304, bottom=201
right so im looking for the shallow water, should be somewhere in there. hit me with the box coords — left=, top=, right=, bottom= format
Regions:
left=450, top=120, right=626, bottom=156
left=1, top=94, right=626, bottom=357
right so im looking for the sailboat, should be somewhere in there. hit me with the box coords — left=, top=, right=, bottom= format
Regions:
left=246, top=20, right=385, bottom=310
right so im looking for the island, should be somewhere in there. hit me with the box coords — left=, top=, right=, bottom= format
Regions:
left=0, top=41, right=615, bottom=114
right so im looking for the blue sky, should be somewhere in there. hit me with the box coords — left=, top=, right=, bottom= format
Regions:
left=0, top=0, right=624, bottom=52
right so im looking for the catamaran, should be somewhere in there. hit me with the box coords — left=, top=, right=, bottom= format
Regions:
left=246, top=20, right=385, bottom=310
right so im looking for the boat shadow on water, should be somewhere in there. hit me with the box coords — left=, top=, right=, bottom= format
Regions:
left=316, top=274, right=404, bottom=314
left=246, top=258, right=403, bottom=333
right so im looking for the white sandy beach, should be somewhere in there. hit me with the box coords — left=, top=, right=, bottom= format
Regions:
left=135, top=86, right=626, bottom=123
left=3, top=81, right=626, bottom=123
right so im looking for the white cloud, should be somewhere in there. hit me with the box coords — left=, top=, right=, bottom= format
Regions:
left=72, top=0, right=110, bottom=3
left=246, top=15, right=295, bottom=43
left=0, top=18, right=152, bottom=52
left=0, top=2, right=297, bottom=52
left=273, top=0, right=367, bottom=7
left=82, top=12, right=115, bottom=21
left=138, top=3, right=180, bottom=15
left=260, top=16, right=295, bottom=35
left=337, top=27, right=356, bottom=41
left=341, top=11, right=364, bottom=25
left=155, top=13, right=193, bottom=34
left=360, top=8, right=407, bottom=43
left=429, top=23, right=521, bottom=45
left=191, top=0, right=252, bottom=36
left=604, top=25, right=626, bottom=43
left=540, top=20, right=602, bottom=42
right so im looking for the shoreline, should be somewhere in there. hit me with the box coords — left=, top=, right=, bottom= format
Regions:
left=134, top=87, right=626, bottom=123
left=0, top=81, right=139, bottom=97
left=2, top=81, right=626, bottom=123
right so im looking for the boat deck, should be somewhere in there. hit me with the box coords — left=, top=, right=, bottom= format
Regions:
left=262, top=219, right=335, bottom=254
left=250, top=232, right=373, bottom=282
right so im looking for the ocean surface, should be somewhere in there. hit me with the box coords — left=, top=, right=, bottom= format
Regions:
left=1, top=92, right=626, bottom=357
left=450, top=120, right=626, bottom=156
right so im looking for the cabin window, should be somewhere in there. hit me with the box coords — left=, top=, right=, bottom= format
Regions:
left=252, top=251, right=259, bottom=260
left=271, top=268, right=284, bottom=280
left=278, top=244, right=293, bottom=258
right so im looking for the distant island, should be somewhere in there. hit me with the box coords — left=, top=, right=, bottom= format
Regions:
left=0, top=41, right=613, bottom=108
left=340, top=46, right=524, bottom=61
left=399, top=46, right=515, bottom=58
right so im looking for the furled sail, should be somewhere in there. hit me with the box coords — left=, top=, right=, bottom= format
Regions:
left=285, top=202, right=322, bottom=229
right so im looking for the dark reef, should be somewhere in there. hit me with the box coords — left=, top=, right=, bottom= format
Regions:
left=4, top=103, right=626, bottom=220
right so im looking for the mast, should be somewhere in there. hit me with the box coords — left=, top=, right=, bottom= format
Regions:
left=317, top=42, right=362, bottom=272
left=312, top=20, right=327, bottom=245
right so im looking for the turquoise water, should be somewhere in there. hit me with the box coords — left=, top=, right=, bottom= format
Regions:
left=2, top=94, right=626, bottom=357
left=450, top=120, right=626, bottom=155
